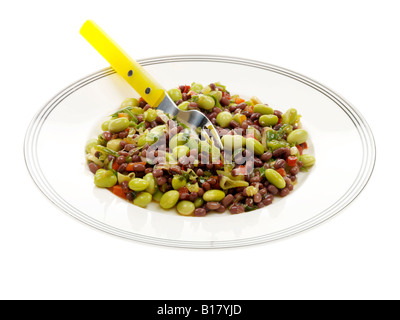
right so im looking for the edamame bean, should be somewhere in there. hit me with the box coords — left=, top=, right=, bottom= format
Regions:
left=109, top=117, right=129, bottom=133
left=143, top=173, right=157, bottom=194
left=282, top=108, right=298, bottom=125
left=173, top=145, right=189, bottom=159
left=85, top=139, right=98, bottom=153
left=201, top=85, right=211, bottom=94
left=190, top=83, right=203, bottom=93
left=168, top=88, right=182, bottom=102
left=194, top=197, right=204, bottom=208
left=209, top=90, right=222, bottom=102
left=131, top=106, right=144, bottom=115
left=250, top=96, right=263, bottom=105
left=169, top=132, right=189, bottom=149
left=246, top=138, right=265, bottom=155
left=172, top=175, right=187, bottom=190
left=259, top=115, right=279, bottom=127
left=121, top=98, right=139, bottom=108
left=287, top=129, right=308, bottom=145
left=178, top=101, right=189, bottom=111
left=197, top=94, right=215, bottom=110
left=233, top=113, right=246, bottom=124
left=106, top=139, right=123, bottom=152
left=160, top=190, right=180, bottom=209
left=94, top=169, right=117, bottom=188
left=253, top=104, right=274, bottom=115
left=144, top=108, right=157, bottom=122
left=101, top=120, right=111, bottom=131
left=290, top=146, right=300, bottom=156
left=128, top=178, right=149, bottom=192
left=133, top=192, right=152, bottom=208
left=153, top=189, right=164, bottom=202
left=299, top=154, right=316, bottom=167
left=216, top=111, right=233, bottom=128
left=203, top=190, right=226, bottom=202
left=221, top=135, right=246, bottom=150
left=265, top=169, right=286, bottom=189
left=176, top=201, right=195, bottom=216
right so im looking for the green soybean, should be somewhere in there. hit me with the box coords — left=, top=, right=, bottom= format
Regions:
left=221, top=135, right=246, bottom=150
left=190, top=83, right=203, bottom=93
left=106, top=139, right=123, bottom=152
left=169, top=132, right=189, bottom=148
left=203, top=190, right=226, bottom=202
left=178, top=101, right=189, bottom=111
left=216, top=111, right=233, bottom=128
left=121, top=97, right=139, bottom=108
left=253, top=104, right=274, bottom=115
left=131, top=106, right=144, bottom=115
left=299, top=154, right=316, bottom=167
left=265, top=169, right=286, bottom=189
left=287, top=129, right=308, bottom=145
left=144, top=108, right=157, bottom=122
left=94, top=169, right=117, bottom=188
left=143, top=173, right=157, bottom=194
left=232, top=113, right=244, bottom=124
left=101, top=120, right=111, bottom=131
left=160, top=190, right=180, bottom=209
left=176, top=201, right=195, bottom=216
left=172, top=175, right=187, bottom=190
left=85, top=139, right=98, bottom=153
left=128, top=178, right=149, bottom=192
left=197, top=94, right=215, bottom=110
left=153, top=189, right=164, bottom=202
left=282, top=108, right=298, bottom=125
left=109, top=117, right=129, bottom=133
left=194, top=197, right=204, bottom=208
left=209, top=90, right=222, bottom=101
left=259, top=115, right=279, bottom=127
left=133, top=192, right=152, bottom=208
left=168, top=88, right=182, bottom=102
left=173, top=145, right=189, bottom=159
left=246, top=138, right=265, bottom=155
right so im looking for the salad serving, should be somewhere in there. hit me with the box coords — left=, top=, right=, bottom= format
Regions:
left=85, top=82, right=315, bottom=216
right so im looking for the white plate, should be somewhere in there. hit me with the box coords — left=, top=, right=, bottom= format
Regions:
left=24, top=55, right=375, bottom=248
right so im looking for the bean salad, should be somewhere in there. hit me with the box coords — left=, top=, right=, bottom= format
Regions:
left=85, top=82, right=316, bottom=216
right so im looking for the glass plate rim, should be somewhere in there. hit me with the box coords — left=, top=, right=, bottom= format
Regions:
left=24, top=54, right=376, bottom=248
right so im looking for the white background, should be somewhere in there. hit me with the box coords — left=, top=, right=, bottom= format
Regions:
left=1, top=0, right=398, bottom=300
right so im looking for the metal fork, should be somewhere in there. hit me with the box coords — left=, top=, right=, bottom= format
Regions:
left=80, top=20, right=222, bottom=149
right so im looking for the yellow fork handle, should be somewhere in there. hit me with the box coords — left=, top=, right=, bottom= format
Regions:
left=80, top=20, right=165, bottom=107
